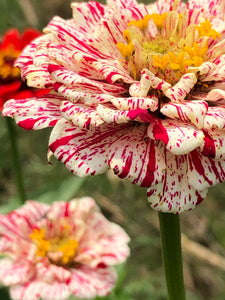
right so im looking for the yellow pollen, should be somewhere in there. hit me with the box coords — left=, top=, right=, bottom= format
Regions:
left=196, top=19, right=221, bottom=40
left=30, top=226, right=79, bottom=265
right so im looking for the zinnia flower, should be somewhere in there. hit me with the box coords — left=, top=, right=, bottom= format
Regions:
left=3, top=0, right=225, bottom=213
left=0, top=197, right=130, bottom=300
left=0, top=28, right=48, bottom=111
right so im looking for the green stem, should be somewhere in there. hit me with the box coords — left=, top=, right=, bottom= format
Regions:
left=158, top=212, right=186, bottom=300
left=6, top=117, right=26, bottom=204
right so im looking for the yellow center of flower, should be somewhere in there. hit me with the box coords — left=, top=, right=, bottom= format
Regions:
left=30, top=225, right=79, bottom=265
left=117, top=13, right=221, bottom=83
left=0, top=46, right=21, bottom=80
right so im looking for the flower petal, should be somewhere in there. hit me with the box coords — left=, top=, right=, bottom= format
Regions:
left=148, top=119, right=204, bottom=155
left=164, top=73, right=197, bottom=102
left=69, top=266, right=117, bottom=298
left=108, top=125, right=165, bottom=187
left=188, top=149, right=225, bottom=190
left=49, top=119, right=131, bottom=176
left=160, top=100, right=208, bottom=129
left=0, top=258, right=35, bottom=285
left=60, top=101, right=103, bottom=129
left=3, top=96, right=62, bottom=130
left=0, top=201, right=49, bottom=239
left=204, top=105, right=225, bottom=129
left=146, top=146, right=208, bottom=213
left=10, top=281, right=71, bottom=300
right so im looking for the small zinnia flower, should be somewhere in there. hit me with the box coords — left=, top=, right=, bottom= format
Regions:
left=3, top=0, right=225, bottom=213
left=0, top=28, right=48, bottom=111
left=0, top=197, right=130, bottom=300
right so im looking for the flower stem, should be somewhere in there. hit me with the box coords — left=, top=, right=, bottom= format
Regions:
left=6, top=117, right=26, bottom=203
left=158, top=212, right=186, bottom=300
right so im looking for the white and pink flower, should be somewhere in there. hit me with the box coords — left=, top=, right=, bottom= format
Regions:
left=3, top=0, right=225, bottom=213
left=0, top=198, right=130, bottom=300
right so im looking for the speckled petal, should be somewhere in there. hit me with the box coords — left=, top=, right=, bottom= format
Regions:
left=200, top=129, right=225, bottom=159
left=129, top=69, right=171, bottom=97
left=110, top=95, right=158, bottom=111
left=160, top=100, right=208, bottom=129
left=146, top=146, right=208, bottom=213
left=0, top=201, right=49, bottom=239
left=204, top=105, right=225, bottom=129
left=3, top=96, right=62, bottom=130
left=164, top=73, right=197, bottom=102
left=188, top=149, right=225, bottom=190
left=60, top=101, right=103, bottom=129
left=108, top=124, right=165, bottom=187
left=49, top=64, right=127, bottom=97
left=16, top=35, right=53, bottom=89
left=10, top=281, right=71, bottom=300
left=69, top=266, right=117, bottom=298
left=49, top=119, right=131, bottom=177
left=0, top=258, right=35, bottom=286
left=148, top=119, right=205, bottom=155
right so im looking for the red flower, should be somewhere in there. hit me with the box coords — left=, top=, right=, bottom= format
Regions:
left=0, top=28, right=48, bottom=111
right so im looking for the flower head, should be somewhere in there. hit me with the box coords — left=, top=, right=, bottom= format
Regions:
left=0, top=198, right=130, bottom=300
left=0, top=28, right=49, bottom=111
left=3, top=0, right=225, bottom=213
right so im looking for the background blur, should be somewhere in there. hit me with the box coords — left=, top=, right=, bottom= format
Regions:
left=0, top=0, right=225, bottom=299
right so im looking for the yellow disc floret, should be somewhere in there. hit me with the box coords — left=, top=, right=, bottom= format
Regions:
left=117, top=12, right=223, bottom=83
left=196, top=20, right=221, bottom=40
left=30, top=225, right=79, bottom=265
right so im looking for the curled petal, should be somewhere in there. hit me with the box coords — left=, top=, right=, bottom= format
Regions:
left=97, top=105, right=130, bottom=124
left=204, top=106, right=225, bottom=129
left=129, top=69, right=171, bottom=97
left=160, top=100, right=208, bottom=129
left=110, top=95, right=158, bottom=111
left=164, top=73, right=197, bottom=102
left=49, top=64, right=127, bottom=96
left=200, top=129, right=225, bottom=159
left=148, top=119, right=204, bottom=155
left=3, top=96, right=62, bottom=130
left=16, top=35, right=53, bottom=89
left=60, top=101, right=103, bottom=129
left=206, top=89, right=225, bottom=101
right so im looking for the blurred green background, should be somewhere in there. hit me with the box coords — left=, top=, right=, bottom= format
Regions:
left=0, top=0, right=225, bottom=299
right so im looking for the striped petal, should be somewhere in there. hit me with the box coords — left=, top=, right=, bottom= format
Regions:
left=188, top=149, right=225, bottom=190
left=49, top=119, right=131, bottom=177
left=204, top=105, right=225, bottom=129
left=164, top=73, right=197, bottom=102
left=0, top=258, right=35, bottom=286
left=160, top=100, right=208, bottom=129
left=69, top=267, right=117, bottom=298
left=147, top=145, right=208, bottom=213
left=3, top=96, right=62, bottom=130
left=148, top=119, right=205, bottom=155
left=10, top=281, right=71, bottom=300
left=108, top=125, right=165, bottom=187
left=60, top=101, right=103, bottom=129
